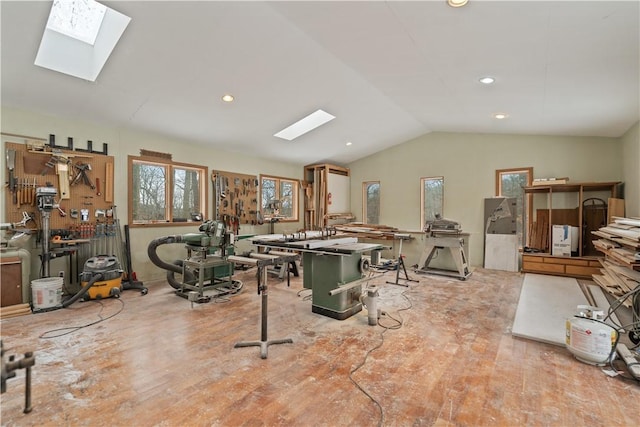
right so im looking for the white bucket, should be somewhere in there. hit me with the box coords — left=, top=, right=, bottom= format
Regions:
left=31, top=277, right=63, bottom=310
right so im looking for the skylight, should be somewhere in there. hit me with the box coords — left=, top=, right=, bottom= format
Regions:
left=35, top=0, right=131, bottom=82
left=46, top=0, right=106, bottom=46
left=274, top=110, right=336, bottom=141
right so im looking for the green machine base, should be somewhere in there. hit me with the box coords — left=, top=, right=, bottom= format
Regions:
left=312, top=301, right=362, bottom=320
left=304, top=252, right=364, bottom=320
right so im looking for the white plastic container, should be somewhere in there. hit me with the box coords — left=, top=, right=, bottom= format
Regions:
left=31, top=277, right=63, bottom=310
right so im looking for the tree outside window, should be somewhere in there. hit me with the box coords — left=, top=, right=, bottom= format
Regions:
left=362, top=181, right=380, bottom=224
left=260, top=174, right=298, bottom=221
left=129, top=156, right=207, bottom=226
left=420, top=176, right=444, bottom=228
left=495, top=167, right=533, bottom=246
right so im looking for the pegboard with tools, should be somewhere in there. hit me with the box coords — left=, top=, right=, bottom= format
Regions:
left=212, top=170, right=260, bottom=230
left=4, top=141, right=115, bottom=231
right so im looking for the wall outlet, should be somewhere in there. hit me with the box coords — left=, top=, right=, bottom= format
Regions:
left=58, top=271, right=65, bottom=279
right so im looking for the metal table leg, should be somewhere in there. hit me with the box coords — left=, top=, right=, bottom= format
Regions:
left=234, top=267, right=292, bottom=359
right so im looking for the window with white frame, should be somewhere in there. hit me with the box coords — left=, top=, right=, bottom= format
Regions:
left=128, top=156, right=207, bottom=226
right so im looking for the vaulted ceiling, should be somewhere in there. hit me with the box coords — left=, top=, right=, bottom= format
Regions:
left=2, top=1, right=638, bottom=165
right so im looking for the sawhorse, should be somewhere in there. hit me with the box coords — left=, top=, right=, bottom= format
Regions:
left=386, top=237, right=418, bottom=287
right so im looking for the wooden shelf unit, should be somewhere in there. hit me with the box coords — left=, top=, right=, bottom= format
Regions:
left=521, top=181, right=622, bottom=278
left=303, top=163, right=351, bottom=230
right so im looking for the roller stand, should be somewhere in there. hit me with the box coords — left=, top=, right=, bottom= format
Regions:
left=234, top=267, right=292, bottom=359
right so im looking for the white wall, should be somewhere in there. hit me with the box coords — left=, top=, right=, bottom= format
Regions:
left=2, top=106, right=634, bottom=282
left=621, top=121, right=640, bottom=217
left=1, top=107, right=305, bottom=282
left=347, top=132, right=623, bottom=268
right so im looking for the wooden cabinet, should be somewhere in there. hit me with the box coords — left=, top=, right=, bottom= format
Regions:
left=522, top=253, right=602, bottom=279
left=521, top=181, right=622, bottom=278
left=1, top=256, right=23, bottom=307
left=303, top=164, right=353, bottom=229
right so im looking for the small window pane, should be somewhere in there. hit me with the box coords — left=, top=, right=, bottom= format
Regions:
left=364, top=182, right=380, bottom=224
left=261, top=178, right=277, bottom=212
left=497, top=168, right=532, bottom=246
left=423, top=177, right=443, bottom=222
left=133, top=162, right=166, bottom=222
left=173, top=167, right=200, bottom=219
left=280, top=180, right=294, bottom=218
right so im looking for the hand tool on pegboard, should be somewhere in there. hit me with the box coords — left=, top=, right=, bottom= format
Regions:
left=6, top=149, right=17, bottom=204
left=71, top=162, right=95, bottom=189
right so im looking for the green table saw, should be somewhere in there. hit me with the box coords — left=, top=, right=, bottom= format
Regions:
left=251, top=235, right=385, bottom=320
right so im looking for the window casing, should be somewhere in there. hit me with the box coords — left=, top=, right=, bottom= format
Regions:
left=420, top=176, right=444, bottom=228
left=495, top=167, right=533, bottom=246
left=260, top=174, right=299, bottom=221
left=128, top=156, right=207, bottom=227
left=362, top=181, right=380, bottom=224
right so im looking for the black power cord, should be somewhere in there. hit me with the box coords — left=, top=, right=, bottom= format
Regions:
left=349, top=282, right=413, bottom=427
left=39, top=298, right=125, bottom=339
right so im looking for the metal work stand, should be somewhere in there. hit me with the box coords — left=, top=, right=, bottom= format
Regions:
left=386, top=238, right=418, bottom=287
left=234, top=266, right=292, bottom=359
left=414, top=233, right=471, bottom=281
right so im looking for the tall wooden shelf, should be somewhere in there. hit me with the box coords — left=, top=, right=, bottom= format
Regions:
left=521, top=181, right=622, bottom=279
left=303, top=164, right=352, bottom=229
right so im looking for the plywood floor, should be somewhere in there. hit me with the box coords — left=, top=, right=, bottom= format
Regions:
left=1, top=267, right=639, bottom=426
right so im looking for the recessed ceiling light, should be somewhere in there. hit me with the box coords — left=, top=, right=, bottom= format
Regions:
left=448, top=0, right=469, bottom=8
left=274, top=109, right=335, bottom=141
left=479, top=76, right=495, bottom=85
left=494, top=113, right=508, bottom=119
left=346, top=141, right=353, bottom=146
left=221, top=94, right=234, bottom=102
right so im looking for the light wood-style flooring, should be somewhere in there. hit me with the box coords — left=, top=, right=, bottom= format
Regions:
left=1, top=267, right=639, bottom=426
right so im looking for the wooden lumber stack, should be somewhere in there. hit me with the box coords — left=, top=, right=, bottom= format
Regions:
left=528, top=218, right=548, bottom=251
left=592, top=260, right=640, bottom=308
left=591, top=217, right=640, bottom=306
left=0, top=303, right=32, bottom=319
left=334, top=223, right=409, bottom=240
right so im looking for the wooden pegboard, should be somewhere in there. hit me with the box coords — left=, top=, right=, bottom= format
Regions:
left=4, top=142, right=115, bottom=231
left=211, top=170, right=259, bottom=225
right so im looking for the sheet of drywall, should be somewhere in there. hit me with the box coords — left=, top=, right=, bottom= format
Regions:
left=327, top=172, right=349, bottom=214
left=512, top=273, right=586, bottom=346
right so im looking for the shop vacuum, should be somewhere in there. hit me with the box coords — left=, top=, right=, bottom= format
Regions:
left=61, top=256, right=124, bottom=307
left=80, top=256, right=124, bottom=300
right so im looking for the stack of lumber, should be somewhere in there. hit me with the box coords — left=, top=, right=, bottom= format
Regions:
left=334, top=223, right=411, bottom=240
left=591, top=217, right=640, bottom=307
left=325, top=213, right=355, bottom=220
left=528, top=218, right=549, bottom=251
left=591, top=217, right=640, bottom=269
left=531, top=177, right=569, bottom=186
left=0, top=303, right=32, bottom=319
left=592, top=260, right=640, bottom=308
